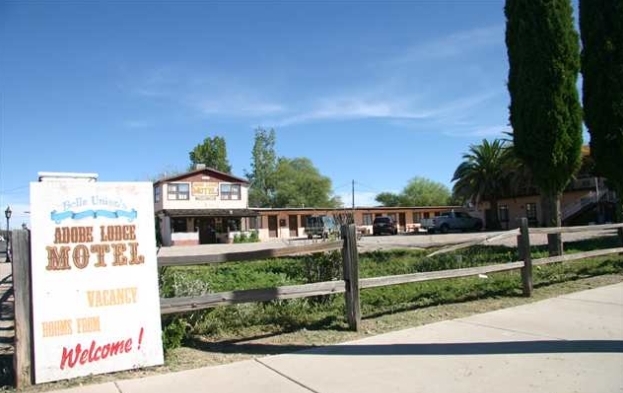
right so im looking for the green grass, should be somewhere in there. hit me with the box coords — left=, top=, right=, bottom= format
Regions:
left=159, top=234, right=623, bottom=350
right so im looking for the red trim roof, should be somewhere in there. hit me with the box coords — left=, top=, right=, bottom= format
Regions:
left=153, top=167, right=249, bottom=185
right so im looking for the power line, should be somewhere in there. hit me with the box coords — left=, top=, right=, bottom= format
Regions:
left=0, top=184, right=29, bottom=194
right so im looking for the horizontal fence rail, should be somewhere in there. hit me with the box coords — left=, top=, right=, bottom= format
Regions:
left=158, top=240, right=342, bottom=267
left=359, top=261, right=525, bottom=289
left=529, top=222, right=623, bottom=235
left=161, top=280, right=347, bottom=314
left=427, top=229, right=520, bottom=257
left=531, top=247, right=623, bottom=267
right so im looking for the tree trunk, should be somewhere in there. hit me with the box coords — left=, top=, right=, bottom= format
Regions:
left=541, top=192, right=563, bottom=256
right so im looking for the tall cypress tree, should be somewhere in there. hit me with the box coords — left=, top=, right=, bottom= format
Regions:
left=580, top=0, right=623, bottom=230
left=505, top=0, right=583, bottom=254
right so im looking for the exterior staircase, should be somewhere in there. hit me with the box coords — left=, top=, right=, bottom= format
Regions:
left=562, top=189, right=613, bottom=222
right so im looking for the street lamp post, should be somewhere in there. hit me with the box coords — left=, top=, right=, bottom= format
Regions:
left=4, top=206, right=11, bottom=263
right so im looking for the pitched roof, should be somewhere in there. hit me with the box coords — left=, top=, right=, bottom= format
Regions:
left=154, top=167, right=249, bottom=185
left=161, top=208, right=258, bottom=217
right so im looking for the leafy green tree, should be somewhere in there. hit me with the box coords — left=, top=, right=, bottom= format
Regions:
left=580, top=0, right=623, bottom=229
left=506, top=0, right=583, bottom=254
left=271, top=158, right=341, bottom=208
left=375, top=177, right=451, bottom=207
left=375, top=192, right=405, bottom=207
left=401, top=177, right=451, bottom=206
left=189, top=135, right=232, bottom=173
left=246, top=128, right=277, bottom=207
left=452, top=139, right=513, bottom=230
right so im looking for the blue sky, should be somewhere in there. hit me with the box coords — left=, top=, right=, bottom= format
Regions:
left=0, top=0, right=582, bottom=227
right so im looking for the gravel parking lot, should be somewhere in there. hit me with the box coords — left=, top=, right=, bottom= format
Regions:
left=356, top=229, right=618, bottom=253
left=157, top=228, right=619, bottom=258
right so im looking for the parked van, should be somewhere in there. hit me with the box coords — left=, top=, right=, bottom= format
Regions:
left=305, top=215, right=339, bottom=239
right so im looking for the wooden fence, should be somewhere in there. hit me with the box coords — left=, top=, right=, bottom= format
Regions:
left=8, top=219, right=623, bottom=387
left=158, top=219, right=623, bottom=327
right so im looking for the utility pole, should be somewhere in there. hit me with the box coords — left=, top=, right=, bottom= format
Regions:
left=352, top=180, right=355, bottom=210
left=352, top=180, right=356, bottom=225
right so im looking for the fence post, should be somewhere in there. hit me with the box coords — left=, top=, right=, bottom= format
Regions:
left=341, top=224, right=361, bottom=331
left=517, top=218, right=533, bottom=297
left=11, top=230, right=33, bottom=388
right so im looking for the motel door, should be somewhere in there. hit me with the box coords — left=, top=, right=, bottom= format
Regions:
left=288, top=215, right=298, bottom=237
left=197, top=218, right=217, bottom=244
left=268, top=215, right=278, bottom=238
left=399, top=213, right=406, bottom=232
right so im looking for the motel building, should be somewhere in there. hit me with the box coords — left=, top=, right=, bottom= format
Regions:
left=154, top=156, right=618, bottom=247
left=154, top=165, right=259, bottom=246
left=153, top=165, right=470, bottom=246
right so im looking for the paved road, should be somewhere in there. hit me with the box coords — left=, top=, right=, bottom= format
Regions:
left=51, top=282, right=623, bottom=393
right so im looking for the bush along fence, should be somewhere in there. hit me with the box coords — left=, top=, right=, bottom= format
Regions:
left=8, top=220, right=623, bottom=387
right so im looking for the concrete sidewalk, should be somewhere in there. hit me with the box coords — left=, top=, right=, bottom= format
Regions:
left=53, top=283, right=623, bottom=393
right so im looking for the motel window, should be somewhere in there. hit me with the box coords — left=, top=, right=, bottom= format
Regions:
left=154, top=186, right=161, bottom=203
left=249, top=216, right=262, bottom=229
left=221, top=184, right=241, bottom=200
left=423, top=212, right=430, bottom=219
left=388, top=213, right=397, bottom=222
left=168, top=183, right=190, bottom=200
left=499, top=205, right=509, bottom=222
left=412, top=212, right=422, bottom=222
left=226, top=219, right=241, bottom=231
left=362, top=214, right=373, bottom=226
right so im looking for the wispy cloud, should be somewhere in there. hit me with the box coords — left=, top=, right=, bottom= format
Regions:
left=443, top=124, right=512, bottom=138
left=392, top=24, right=504, bottom=64
left=272, top=98, right=428, bottom=127
left=197, top=98, right=284, bottom=117
left=123, top=120, right=152, bottom=129
left=269, top=91, right=497, bottom=127
left=123, top=65, right=286, bottom=118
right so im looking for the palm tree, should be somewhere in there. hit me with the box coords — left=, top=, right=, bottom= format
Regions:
left=452, top=139, right=514, bottom=230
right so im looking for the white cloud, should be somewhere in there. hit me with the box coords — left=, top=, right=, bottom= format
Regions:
left=198, top=99, right=284, bottom=117
left=123, top=120, right=151, bottom=129
left=392, top=24, right=504, bottom=64
left=270, top=91, right=497, bottom=127
left=444, top=125, right=512, bottom=138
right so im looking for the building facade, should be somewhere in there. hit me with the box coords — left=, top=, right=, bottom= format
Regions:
left=490, top=177, right=617, bottom=230
left=154, top=166, right=258, bottom=246
left=229, top=205, right=476, bottom=242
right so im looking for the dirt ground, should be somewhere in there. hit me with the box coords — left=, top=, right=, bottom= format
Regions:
left=156, top=227, right=620, bottom=257
left=2, top=229, right=621, bottom=391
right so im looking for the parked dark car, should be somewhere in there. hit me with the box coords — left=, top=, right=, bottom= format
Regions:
left=372, top=216, right=398, bottom=235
